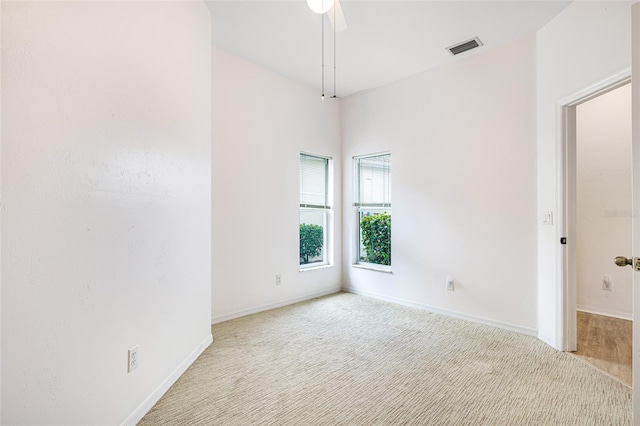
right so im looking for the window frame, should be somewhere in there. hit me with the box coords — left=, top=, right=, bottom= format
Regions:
left=299, top=152, right=333, bottom=271
left=353, top=152, right=392, bottom=272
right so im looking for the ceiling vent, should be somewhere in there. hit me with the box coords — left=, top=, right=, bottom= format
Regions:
left=447, top=37, right=483, bottom=56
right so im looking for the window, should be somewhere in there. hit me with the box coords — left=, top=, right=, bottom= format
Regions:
left=300, top=153, right=332, bottom=269
left=354, top=153, right=391, bottom=269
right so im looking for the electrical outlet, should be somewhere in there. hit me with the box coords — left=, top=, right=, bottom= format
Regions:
left=276, top=274, right=282, bottom=285
left=602, top=276, right=612, bottom=291
left=446, top=277, right=454, bottom=291
left=128, top=345, right=139, bottom=373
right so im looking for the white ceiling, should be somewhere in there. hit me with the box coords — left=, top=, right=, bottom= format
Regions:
left=205, top=1, right=571, bottom=97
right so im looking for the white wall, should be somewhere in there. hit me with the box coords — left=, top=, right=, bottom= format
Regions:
left=576, top=84, right=632, bottom=320
left=536, top=1, right=633, bottom=347
left=630, top=3, right=640, bottom=419
left=1, top=2, right=212, bottom=425
left=211, top=47, right=342, bottom=323
left=0, top=1, right=4, bottom=419
left=341, top=35, right=538, bottom=334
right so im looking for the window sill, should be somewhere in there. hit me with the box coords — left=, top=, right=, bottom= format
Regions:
left=352, top=264, right=393, bottom=274
left=299, top=264, right=333, bottom=272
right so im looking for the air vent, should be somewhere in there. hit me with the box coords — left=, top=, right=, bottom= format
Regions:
left=447, top=37, right=483, bottom=56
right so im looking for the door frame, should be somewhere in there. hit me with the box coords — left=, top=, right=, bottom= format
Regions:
left=557, top=67, right=632, bottom=352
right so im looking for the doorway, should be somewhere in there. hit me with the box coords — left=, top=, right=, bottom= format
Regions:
left=574, top=84, right=633, bottom=385
left=560, top=76, right=633, bottom=385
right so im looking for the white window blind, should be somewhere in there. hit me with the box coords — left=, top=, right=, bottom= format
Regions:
left=300, top=154, right=329, bottom=208
left=355, top=153, right=391, bottom=207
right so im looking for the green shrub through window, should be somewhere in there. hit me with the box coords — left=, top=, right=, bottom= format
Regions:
left=300, top=223, right=324, bottom=265
left=359, top=212, right=391, bottom=265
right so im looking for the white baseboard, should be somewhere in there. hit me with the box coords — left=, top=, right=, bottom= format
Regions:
left=343, top=286, right=538, bottom=337
left=577, top=306, right=632, bottom=321
left=537, top=332, right=556, bottom=348
left=121, top=333, right=214, bottom=426
left=211, top=287, right=342, bottom=324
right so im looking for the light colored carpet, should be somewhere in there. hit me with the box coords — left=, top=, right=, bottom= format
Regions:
left=139, top=292, right=632, bottom=425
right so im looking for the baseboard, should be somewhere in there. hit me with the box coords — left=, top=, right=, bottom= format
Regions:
left=343, top=286, right=538, bottom=337
left=211, top=287, right=342, bottom=324
left=537, top=332, right=556, bottom=348
left=121, top=333, right=214, bottom=426
left=577, top=306, right=632, bottom=321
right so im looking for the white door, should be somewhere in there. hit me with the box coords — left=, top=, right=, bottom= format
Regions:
left=632, top=3, right=640, bottom=421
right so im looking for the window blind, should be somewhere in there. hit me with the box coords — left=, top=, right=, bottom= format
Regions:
left=355, top=153, right=391, bottom=207
left=300, top=154, right=329, bottom=208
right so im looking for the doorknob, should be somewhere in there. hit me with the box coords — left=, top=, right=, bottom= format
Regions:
left=615, top=256, right=640, bottom=271
left=615, top=256, right=633, bottom=267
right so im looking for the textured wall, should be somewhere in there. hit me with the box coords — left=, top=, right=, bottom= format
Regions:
left=536, top=1, right=633, bottom=347
left=1, top=2, right=211, bottom=424
left=341, top=36, right=538, bottom=333
left=211, top=47, right=342, bottom=323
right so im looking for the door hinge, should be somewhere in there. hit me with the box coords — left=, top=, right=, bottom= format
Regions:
left=560, top=237, right=567, bottom=245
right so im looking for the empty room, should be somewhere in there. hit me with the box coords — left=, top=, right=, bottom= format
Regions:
left=2, top=0, right=640, bottom=425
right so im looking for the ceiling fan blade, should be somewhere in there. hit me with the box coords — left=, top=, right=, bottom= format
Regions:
left=328, top=0, right=348, bottom=33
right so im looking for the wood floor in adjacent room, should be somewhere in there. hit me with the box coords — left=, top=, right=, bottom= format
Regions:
left=573, top=311, right=632, bottom=386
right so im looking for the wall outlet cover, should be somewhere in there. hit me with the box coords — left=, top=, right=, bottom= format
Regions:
left=446, top=277, right=455, bottom=291
left=128, top=345, right=139, bottom=373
